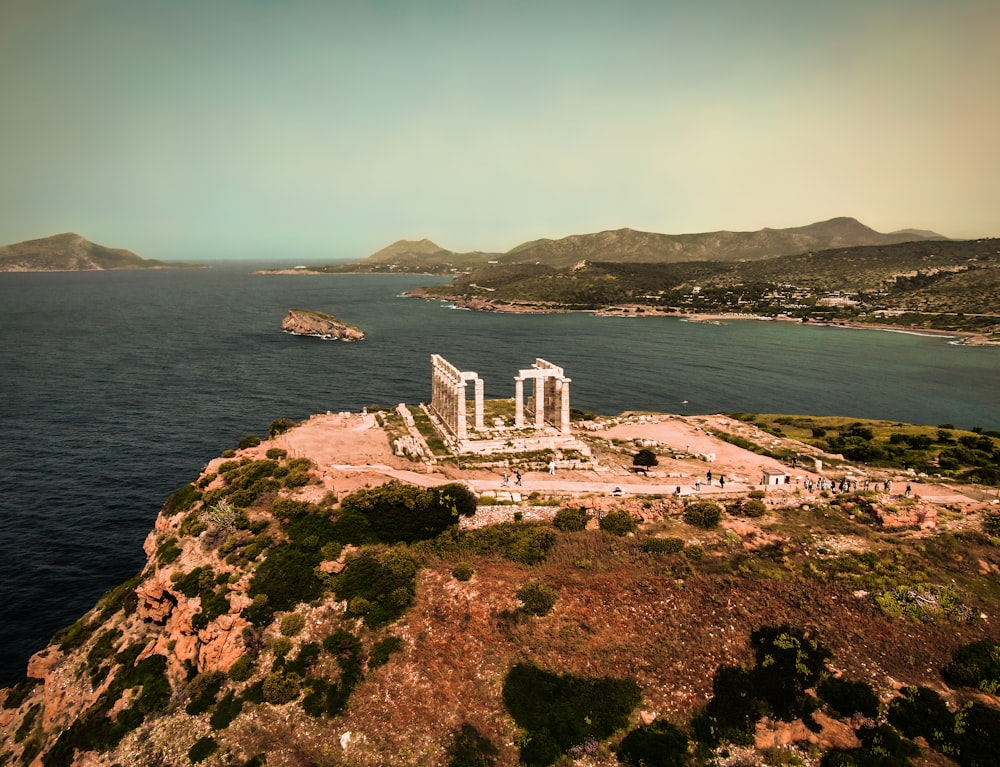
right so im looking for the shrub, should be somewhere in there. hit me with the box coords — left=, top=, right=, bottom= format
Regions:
left=818, top=676, right=881, bottom=719
left=280, top=613, right=306, bottom=637
left=209, top=690, right=242, bottom=730
left=369, top=635, right=404, bottom=668
left=600, top=509, right=636, bottom=536
left=553, top=506, right=590, bottom=532
left=749, top=624, right=830, bottom=721
left=340, top=481, right=477, bottom=543
left=943, top=640, right=1000, bottom=693
left=617, top=718, right=689, bottom=767
left=228, top=655, right=254, bottom=682
left=268, top=418, right=297, bottom=438
left=247, top=544, right=325, bottom=622
left=333, top=548, right=420, bottom=628
left=270, top=637, right=293, bottom=659
left=632, top=448, right=659, bottom=469
left=692, top=665, right=763, bottom=746
left=262, top=672, right=301, bottom=704
left=161, top=483, right=201, bottom=516
left=983, top=512, right=1000, bottom=538
left=448, top=723, right=499, bottom=767
left=517, top=580, right=558, bottom=616
left=185, top=670, right=226, bottom=715
left=266, top=447, right=288, bottom=460
left=642, top=536, right=685, bottom=554
left=683, top=500, right=722, bottom=529
left=238, top=434, right=261, bottom=450
left=742, top=499, right=767, bottom=517
left=821, top=724, right=919, bottom=767
left=503, top=662, right=641, bottom=767
left=452, top=562, right=474, bottom=581
left=188, top=736, right=219, bottom=763
left=887, top=685, right=954, bottom=749
left=952, top=701, right=1000, bottom=767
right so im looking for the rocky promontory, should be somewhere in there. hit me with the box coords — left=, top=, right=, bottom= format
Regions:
left=280, top=309, right=364, bottom=341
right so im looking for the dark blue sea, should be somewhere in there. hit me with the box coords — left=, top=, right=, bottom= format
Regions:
left=1, top=263, right=998, bottom=685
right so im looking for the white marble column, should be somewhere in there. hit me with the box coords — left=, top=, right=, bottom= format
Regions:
left=514, top=377, right=524, bottom=427
left=474, top=377, right=485, bottom=430
left=534, top=378, right=545, bottom=428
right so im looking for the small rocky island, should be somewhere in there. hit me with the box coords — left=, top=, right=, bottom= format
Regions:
left=280, top=309, right=364, bottom=341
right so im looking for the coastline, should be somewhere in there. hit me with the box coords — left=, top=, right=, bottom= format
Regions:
left=408, top=288, right=999, bottom=346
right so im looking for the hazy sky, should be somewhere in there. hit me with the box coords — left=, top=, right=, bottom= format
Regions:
left=2, top=1, right=997, bottom=260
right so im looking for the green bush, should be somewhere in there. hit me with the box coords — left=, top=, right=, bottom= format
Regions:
left=333, top=548, right=420, bottom=628
left=553, top=506, right=590, bottom=532
left=228, top=655, right=254, bottom=682
left=750, top=624, right=830, bottom=721
left=503, top=662, right=641, bottom=767
left=185, top=670, right=226, bottom=715
left=369, top=635, right=404, bottom=668
left=683, top=500, right=722, bottom=529
left=447, top=723, right=499, bottom=767
left=517, top=580, right=558, bottom=616
left=692, top=665, right=763, bottom=746
left=599, top=509, right=636, bottom=536
left=452, top=562, right=474, bottom=581
left=617, top=718, right=689, bottom=767
left=188, top=736, right=219, bottom=763
left=246, top=544, right=325, bottom=624
left=983, top=512, right=1000, bottom=538
left=340, top=481, right=477, bottom=544
left=944, top=640, right=1000, bottom=693
left=161, top=483, right=201, bottom=517
left=633, top=448, right=659, bottom=469
left=887, top=685, right=954, bottom=750
left=742, top=499, right=767, bottom=517
left=821, top=724, right=919, bottom=767
left=818, top=676, right=881, bottom=719
left=952, top=701, right=1000, bottom=767
left=210, top=690, right=243, bottom=730
left=266, top=447, right=288, bottom=460
left=642, top=536, right=685, bottom=554
left=238, top=434, right=261, bottom=450
left=262, top=671, right=301, bottom=704
left=268, top=418, right=297, bottom=438
left=280, top=612, right=306, bottom=637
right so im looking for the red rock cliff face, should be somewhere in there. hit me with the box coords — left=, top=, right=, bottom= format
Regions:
left=280, top=309, right=364, bottom=340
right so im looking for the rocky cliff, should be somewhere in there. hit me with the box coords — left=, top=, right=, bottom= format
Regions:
left=1, top=412, right=998, bottom=767
left=280, top=309, right=364, bottom=341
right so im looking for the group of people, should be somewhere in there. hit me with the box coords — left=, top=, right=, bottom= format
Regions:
left=500, top=470, right=522, bottom=487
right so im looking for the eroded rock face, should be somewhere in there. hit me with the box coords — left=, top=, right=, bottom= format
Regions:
left=281, top=309, right=364, bottom=341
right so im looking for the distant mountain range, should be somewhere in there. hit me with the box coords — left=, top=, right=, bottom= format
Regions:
left=344, top=217, right=948, bottom=273
left=0, top=233, right=192, bottom=272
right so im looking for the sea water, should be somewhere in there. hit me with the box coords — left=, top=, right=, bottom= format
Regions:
left=1, top=263, right=997, bottom=684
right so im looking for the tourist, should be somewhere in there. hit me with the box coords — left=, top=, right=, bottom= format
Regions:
left=502, top=471, right=508, bottom=486
left=706, top=470, right=712, bottom=486
left=548, top=460, right=556, bottom=475
left=695, top=478, right=701, bottom=491
left=515, top=471, right=522, bottom=486
left=719, top=475, right=725, bottom=488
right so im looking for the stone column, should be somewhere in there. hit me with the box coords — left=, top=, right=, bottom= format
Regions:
left=455, top=380, right=467, bottom=439
left=534, top=377, right=545, bottom=428
left=514, top=377, right=524, bottom=427
left=474, top=377, right=485, bottom=430
left=559, top=379, right=571, bottom=433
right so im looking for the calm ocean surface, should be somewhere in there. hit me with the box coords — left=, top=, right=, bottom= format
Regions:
left=1, top=263, right=998, bottom=684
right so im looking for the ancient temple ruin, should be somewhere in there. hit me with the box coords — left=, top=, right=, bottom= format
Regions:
left=430, top=354, right=484, bottom=440
left=427, top=355, right=581, bottom=459
left=514, top=359, right=571, bottom=434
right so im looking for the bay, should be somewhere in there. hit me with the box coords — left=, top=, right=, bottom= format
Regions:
left=1, top=262, right=997, bottom=685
